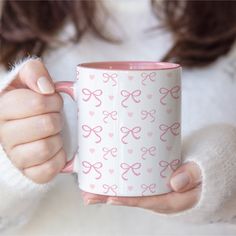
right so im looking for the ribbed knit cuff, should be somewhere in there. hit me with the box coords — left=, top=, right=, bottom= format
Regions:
left=167, top=124, right=236, bottom=223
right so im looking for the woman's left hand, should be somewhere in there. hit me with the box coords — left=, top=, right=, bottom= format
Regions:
left=81, top=162, right=202, bottom=214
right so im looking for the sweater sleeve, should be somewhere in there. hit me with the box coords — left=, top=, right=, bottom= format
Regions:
left=0, top=57, right=53, bottom=233
left=169, top=123, right=236, bottom=223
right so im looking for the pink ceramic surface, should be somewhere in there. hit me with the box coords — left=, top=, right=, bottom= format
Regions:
left=55, top=61, right=182, bottom=196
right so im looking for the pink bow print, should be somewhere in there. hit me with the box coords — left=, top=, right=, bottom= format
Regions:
left=141, top=184, right=156, bottom=195
left=120, top=162, right=141, bottom=181
left=141, top=109, right=156, bottom=122
left=82, top=124, right=103, bottom=143
left=82, top=88, right=103, bottom=107
left=140, top=146, right=156, bottom=160
left=102, top=110, right=117, bottom=123
left=120, top=126, right=141, bottom=144
left=159, top=159, right=180, bottom=178
left=103, top=184, right=118, bottom=195
left=141, top=72, right=156, bottom=86
left=102, top=147, right=117, bottom=160
left=159, top=85, right=180, bottom=105
left=159, top=122, right=180, bottom=142
left=82, top=161, right=103, bottom=179
left=103, top=73, right=118, bottom=86
left=120, top=89, right=141, bottom=108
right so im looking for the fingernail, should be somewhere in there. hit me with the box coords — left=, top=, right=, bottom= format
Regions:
left=84, top=199, right=102, bottom=206
left=37, top=76, right=54, bottom=94
left=170, top=172, right=190, bottom=191
left=106, top=199, right=122, bottom=206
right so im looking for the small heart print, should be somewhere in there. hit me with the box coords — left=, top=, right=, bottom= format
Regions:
left=89, top=148, right=95, bottom=154
left=89, top=74, right=95, bottom=80
left=147, top=94, right=152, bottom=99
left=128, top=149, right=133, bottom=154
left=128, top=76, right=133, bottom=81
left=109, top=169, right=114, bottom=174
left=166, top=108, right=172, bottom=114
left=128, top=186, right=133, bottom=191
left=147, top=132, right=153, bottom=137
left=89, top=111, right=94, bottom=116
left=147, top=168, right=152, bottom=173
left=90, top=184, right=95, bottom=189
left=166, top=146, right=172, bottom=151
left=109, top=95, right=114, bottom=100
left=128, top=112, right=133, bottom=117
left=109, top=133, right=114, bottom=138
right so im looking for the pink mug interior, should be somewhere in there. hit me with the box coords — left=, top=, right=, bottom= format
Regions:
left=78, top=61, right=180, bottom=71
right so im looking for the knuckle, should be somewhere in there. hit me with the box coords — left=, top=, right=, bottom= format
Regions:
left=32, top=95, right=47, bottom=113
left=0, top=101, right=4, bottom=119
left=14, top=158, right=25, bottom=170
left=9, top=151, right=25, bottom=169
left=42, top=114, right=61, bottom=134
left=38, top=139, right=51, bottom=157
left=60, top=149, right=67, bottom=167
left=0, top=125, right=12, bottom=149
left=21, top=59, right=44, bottom=75
left=25, top=172, right=52, bottom=184
left=56, top=134, right=63, bottom=148
left=44, top=161, right=58, bottom=178
left=54, top=93, right=64, bottom=110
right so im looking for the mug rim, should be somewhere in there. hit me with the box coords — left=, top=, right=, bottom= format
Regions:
left=77, top=61, right=181, bottom=71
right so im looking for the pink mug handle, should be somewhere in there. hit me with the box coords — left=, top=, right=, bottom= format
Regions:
left=55, top=81, right=76, bottom=173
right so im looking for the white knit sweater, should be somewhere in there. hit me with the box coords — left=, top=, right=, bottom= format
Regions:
left=1, top=1, right=236, bottom=235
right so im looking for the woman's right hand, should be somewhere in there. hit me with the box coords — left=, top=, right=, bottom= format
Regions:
left=0, top=59, right=66, bottom=184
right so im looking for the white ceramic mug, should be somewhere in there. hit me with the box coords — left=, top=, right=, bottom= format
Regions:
left=55, top=61, right=181, bottom=196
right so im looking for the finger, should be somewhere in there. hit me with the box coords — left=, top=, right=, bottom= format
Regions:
left=0, top=89, right=63, bottom=120
left=9, top=134, right=63, bottom=169
left=81, top=191, right=108, bottom=205
left=0, top=113, right=63, bottom=149
left=170, top=162, right=202, bottom=193
left=23, top=148, right=66, bottom=184
left=12, top=58, right=55, bottom=94
left=106, top=186, right=201, bottom=213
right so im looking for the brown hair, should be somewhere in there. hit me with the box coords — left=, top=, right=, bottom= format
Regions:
left=1, top=0, right=236, bottom=69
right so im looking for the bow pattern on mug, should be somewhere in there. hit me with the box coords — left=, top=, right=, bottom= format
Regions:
left=159, top=159, right=181, bottom=178
left=82, top=161, right=103, bottom=179
left=120, top=162, right=142, bottom=181
left=159, top=85, right=180, bottom=105
left=103, top=73, right=118, bottom=86
left=120, top=126, right=141, bottom=144
left=82, top=124, right=103, bottom=143
left=82, top=88, right=103, bottom=107
left=120, top=89, right=141, bottom=108
left=141, top=183, right=156, bottom=195
left=141, top=72, right=156, bottom=85
left=103, top=184, right=118, bottom=195
left=102, top=110, right=117, bottom=123
left=159, top=122, right=180, bottom=142
left=102, top=147, right=118, bottom=160
left=140, top=146, right=156, bottom=160
left=141, top=109, right=156, bottom=122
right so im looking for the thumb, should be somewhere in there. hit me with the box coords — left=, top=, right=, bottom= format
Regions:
left=170, top=161, right=202, bottom=193
left=11, top=58, right=55, bottom=94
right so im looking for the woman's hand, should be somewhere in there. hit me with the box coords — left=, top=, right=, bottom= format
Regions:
left=0, top=59, right=66, bottom=184
left=82, top=162, right=202, bottom=214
